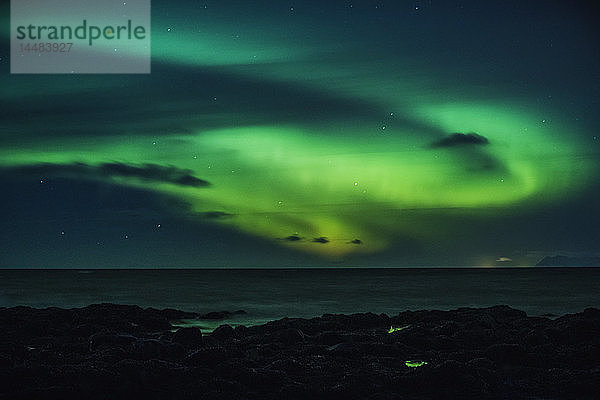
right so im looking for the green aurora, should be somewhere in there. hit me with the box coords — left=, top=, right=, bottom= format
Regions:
left=1, top=1, right=599, bottom=267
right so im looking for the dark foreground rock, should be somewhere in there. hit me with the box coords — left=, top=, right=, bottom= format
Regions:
left=0, top=304, right=598, bottom=399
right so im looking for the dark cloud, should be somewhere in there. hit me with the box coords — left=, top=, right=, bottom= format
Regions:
left=312, top=237, right=329, bottom=244
left=99, top=163, right=209, bottom=187
left=283, top=235, right=302, bottom=241
left=349, top=239, right=362, bottom=244
left=4, top=162, right=210, bottom=188
left=431, top=133, right=489, bottom=148
left=199, top=211, right=235, bottom=219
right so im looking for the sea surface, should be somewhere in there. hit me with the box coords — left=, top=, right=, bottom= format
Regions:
left=1, top=268, right=599, bottom=330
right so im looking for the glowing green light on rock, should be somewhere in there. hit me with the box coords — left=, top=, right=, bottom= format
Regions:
left=388, top=325, right=410, bottom=333
left=405, top=360, right=428, bottom=368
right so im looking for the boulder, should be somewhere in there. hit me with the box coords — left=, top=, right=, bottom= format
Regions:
left=172, top=327, right=203, bottom=347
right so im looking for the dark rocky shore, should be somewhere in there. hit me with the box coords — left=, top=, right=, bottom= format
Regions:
left=0, top=304, right=598, bottom=399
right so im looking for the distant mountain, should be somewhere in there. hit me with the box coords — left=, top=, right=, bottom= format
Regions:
left=535, top=255, right=600, bottom=267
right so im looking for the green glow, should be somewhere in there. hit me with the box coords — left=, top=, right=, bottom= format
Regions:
left=1, top=3, right=597, bottom=261
left=405, top=360, right=428, bottom=368
left=1, top=107, right=596, bottom=257
left=388, top=325, right=410, bottom=333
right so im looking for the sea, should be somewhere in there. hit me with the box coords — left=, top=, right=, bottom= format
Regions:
left=1, top=268, right=599, bottom=331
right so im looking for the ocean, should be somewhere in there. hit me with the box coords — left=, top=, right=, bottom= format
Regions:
left=1, top=268, right=599, bottom=331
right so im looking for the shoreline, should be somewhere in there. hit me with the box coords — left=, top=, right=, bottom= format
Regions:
left=1, top=303, right=598, bottom=399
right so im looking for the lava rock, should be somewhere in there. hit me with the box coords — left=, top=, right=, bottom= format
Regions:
left=484, top=343, right=527, bottom=365
left=212, top=324, right=237, bottom=340
left=1, top=304, right=598, bottom=400
left=172, top=327, right=203, bottom=347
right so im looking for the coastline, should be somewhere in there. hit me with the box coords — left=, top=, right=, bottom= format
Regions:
left=1, top=303, right=598, bottom=399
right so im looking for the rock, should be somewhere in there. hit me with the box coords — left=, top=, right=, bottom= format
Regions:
left=172, top=327, right=203, bottom=347
left=467, top=357, right=496, bottom=371
left=484, top=343, right=527, bottom=365
left=348, top=312, right=390, bottom=329
left=327, top=342, right=356, bottom=354
left=424, top=360, right=489, bottom=398
left=1, top=304, right=598, bottom=400
left=184, top=346, right=228, bottom=367
left=234, top=325, right=248, bottom=336
left=0, top=354, right=11, bottom=369
left=161, top=342, right=186, bottom=360
left=212, top=324, right=236, bottom=340
left=270, top=328, right=305, bottom=345
left=433, top=321, right=459, bottom=337
left=131, top=338, right=164, bottom=360
left=523, top=328, right=550, bottom=346
left=315, top=331, right=345, bottom=346
left=89, top=333, right=137, bottom=351
left=485, top=305, right=527, bottom=322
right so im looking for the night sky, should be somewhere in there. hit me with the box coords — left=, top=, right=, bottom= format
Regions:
left=1, top=1, right=599, bottom=267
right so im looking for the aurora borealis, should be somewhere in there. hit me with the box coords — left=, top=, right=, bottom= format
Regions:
left=1, top=1, right=599, bottom=267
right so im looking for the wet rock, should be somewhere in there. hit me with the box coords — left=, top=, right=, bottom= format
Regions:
left=184, top=346, right=228, bottom=367
left=315, top=331, right=345, bottom=346
left=270, top=328, right=305, bottom=345
left=0, top=354, right=11, bottom=369
left=1, top=304, right=598, bottom=400
left=467, top=357, right=496, bottom=370
left=172, top=327, right=203, bottom=347
left=233, top=325, right=249, bottom=340
left=161, top=342, right=186, bottom=360
left=327, top=342, right=356, bottom=354
left=89, top=333, right=136, bottom=351
left=433, top=321, right=459, bottom=337
left=423, top=360, right=489, bottom=398
left=131, top=338, right=164, bottom=360
left=212, top=324, right=236, bottom=340
left=484, top=343, right=527, bottom=365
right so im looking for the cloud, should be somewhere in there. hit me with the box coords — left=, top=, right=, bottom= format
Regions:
left=4, top=162, right=210, bottom=188
left=99, top=163, right=209, bottom=187
left=431, top=133, right=489, bottom=148
left=283, top=235, right=303, bottom=241
left=312, top=237, right=329, bottom=244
